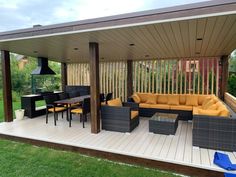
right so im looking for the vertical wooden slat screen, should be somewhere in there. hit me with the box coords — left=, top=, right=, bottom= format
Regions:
left=67, top=57, right=221, bottom=102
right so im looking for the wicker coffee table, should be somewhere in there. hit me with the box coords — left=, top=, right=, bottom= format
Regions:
left=149, top=113, right=179, bottom=135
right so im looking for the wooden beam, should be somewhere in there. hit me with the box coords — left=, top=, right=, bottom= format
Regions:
left=1, top=50, right=13, bottom=122
left=127, top=60, right=133, bottom=97
left=61, top=63, right=67, bottom=91
left=89, top=42, right=100, bottom=134
left=220, top=55, right=229, bottom=100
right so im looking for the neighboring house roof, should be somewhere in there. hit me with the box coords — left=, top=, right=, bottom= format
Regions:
left=0, top=0, right=236, bottom=63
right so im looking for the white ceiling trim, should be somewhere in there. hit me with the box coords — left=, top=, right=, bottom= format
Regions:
left=1, top=10, right=236, bottom=43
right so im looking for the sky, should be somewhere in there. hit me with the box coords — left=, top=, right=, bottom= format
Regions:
left=0, top=0, right=211, bottom=32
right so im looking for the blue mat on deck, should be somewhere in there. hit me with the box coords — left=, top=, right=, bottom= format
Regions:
left=225, top=173, right=236, bottom=177
left=214, top=152, right=236, bottom=171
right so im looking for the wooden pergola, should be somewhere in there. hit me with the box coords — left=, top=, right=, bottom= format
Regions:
left=0, top=0, right=236, bottom=134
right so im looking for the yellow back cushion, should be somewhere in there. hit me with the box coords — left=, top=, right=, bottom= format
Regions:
left=157, top=94, right=168, bottom=104
left=186, top=94, right=198, bottom=106
left=202, top=100, right=214, bottom=109
left=107, top=98, right=122, bottom=107
left=202, top=96, right=212, bottom=107
left=137, top=93, right=151, bottom=103
left=146, top=94, right=157, bottom=104
left=168, top=94, right=179, bottom=105
left=198, top=95, right=208, bottom=105
left=179, top=94, right=186, bottom=105
left=208, top=104, right=218, bottom=110
left=132, top=93, right=141, bottom=103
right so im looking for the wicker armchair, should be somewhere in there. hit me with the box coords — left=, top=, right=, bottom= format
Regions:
left=101, top=101, right=139, bottom=132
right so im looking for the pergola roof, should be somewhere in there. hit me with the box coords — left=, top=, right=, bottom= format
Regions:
left=0, top=0, right=236, bottom=63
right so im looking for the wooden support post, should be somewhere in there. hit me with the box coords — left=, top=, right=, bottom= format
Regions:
left=127, top=60, right=133, bottom=97
left=220, top=55, right=229, bottom=101
left=61, top=63, right=67, bottom=91
left=1, top=50, right=13, bottom=122
left=89, top=42, right=100, bottom=134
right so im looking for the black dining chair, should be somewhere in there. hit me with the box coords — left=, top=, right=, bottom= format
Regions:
left=70, top=98, right=90, bottom=128
left=58, top=92, right=69, bottom=100
left=68, top=91, right=80, bottom=98
left=43, top=94, right=66, bottom=126
left=100, top=93, right=105, bottom=105
left=105, top=93, right=113, bottom=104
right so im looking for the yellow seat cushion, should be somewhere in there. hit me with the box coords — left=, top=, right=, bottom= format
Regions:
left=157, top=94, right=168, bottom=104
left=186, top=94, right=198, bottom=106
left=71, top=108, right=83, bottom=114
left=48, top=107, right=66, bottom=112
left=168, top=94, right=179, bottom=105
left=198, top=109, right=220, bottom=116
left=192, top=107, right=199, bottom=115
left=132, top=93, right=141, bottom=103
left=65, top=103, right=80, bottom=108
left=107, top=98, right=122, bottom=107
left=139, top=103, right=151, bottom=108
left=170, top=105, right=192, bottom=111
left=146, top=94, right=157, bottom=104
left=131, top=111, right=139, bottom=119
left=219, top=109, right=230, bottom=117
left=149, top=104, right=170, bottom=110
left=137, top=93, right=151, bottom=103
left=179, top=94, right=186, bottom=105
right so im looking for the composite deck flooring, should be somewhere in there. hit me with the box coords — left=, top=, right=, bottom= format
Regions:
left=0, top=115, right=235, bottom=174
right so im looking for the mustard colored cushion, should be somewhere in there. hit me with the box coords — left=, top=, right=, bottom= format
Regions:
left=167, top=94, right=179, bottom=105
left=137, top=93, right=151, bottom=103
left=215, top=101, right=223, bottom=108
left=131, top=111, right=139, bottom=119
left=202, top=100, right=214, bottom=110
left=198, top=109, right=220, bottom=116
left=179, top=95, right=186, bottom=105
left=219, top=109, right=230, bottom=117
left=48, top=107, right=66, bottom=112
left=170, top=105, right=192, bottom=111
left=202, top=96, right=212, bottom=107
left=146, top=94, right=157, bottom=104
left=157, top=94, right=168, bottom=104
left=185, top=94, right=198, bottom=106
left=198, top=95, right=208, bottom=105
left=192, top=107, right=199, bottom=115
left=149, top=104, right=170, bottom=110
left=71, top=108, right=83, bottom=114
left=132, top=93, right=141, bottom=103
left=107, top=98, right=122, bottom=107
left=208, top=104, right=218, bottom=110
left=139, top=103, right=151, bottom=108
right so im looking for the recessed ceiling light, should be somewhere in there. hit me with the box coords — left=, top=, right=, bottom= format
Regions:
left=196, top=38, right=203, bottom=41
left=74, top=47, right=78, bottom=50
left=129, top=43, right=135, bottom=46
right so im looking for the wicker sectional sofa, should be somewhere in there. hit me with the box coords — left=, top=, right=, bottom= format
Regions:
left=129, top=93, right=236, bottom=151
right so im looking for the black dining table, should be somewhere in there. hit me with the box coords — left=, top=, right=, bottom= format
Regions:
left=54, top=95, right=90, bottom=127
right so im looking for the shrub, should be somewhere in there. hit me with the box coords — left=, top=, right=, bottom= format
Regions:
left=228, top=74, right=236, bottom=97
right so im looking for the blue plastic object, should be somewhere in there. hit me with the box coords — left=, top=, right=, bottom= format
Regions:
left=224, top=172, right=236, bottom=177
left=214, top=152, right=236, bottom=171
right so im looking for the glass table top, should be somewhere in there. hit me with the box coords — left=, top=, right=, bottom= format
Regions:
left=150, top=113, right=178, bottom=122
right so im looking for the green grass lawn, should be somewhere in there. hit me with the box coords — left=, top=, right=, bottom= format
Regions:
left=0, top=139, right=180, bottom=177
left=0, top=100, right=45, bottom=122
